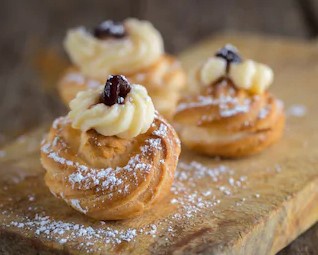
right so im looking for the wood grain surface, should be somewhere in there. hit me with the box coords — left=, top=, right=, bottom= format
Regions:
left=0, top=34, right=318, bottom=254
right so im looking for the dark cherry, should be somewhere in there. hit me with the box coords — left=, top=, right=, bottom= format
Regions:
left=215, top=44, right=242, bottom=72
left=100, top=75, right=131, bottom=106
left=93, top=20, right=126, bottom=39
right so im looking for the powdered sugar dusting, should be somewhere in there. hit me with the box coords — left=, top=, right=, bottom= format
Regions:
left=287, top=104, right=307, bottom=117
left=2, top=155, right=278, bottom=253
left=40, top=121, right=167, bottom=196
left=1, top=115, right=278, bottom=253
left=169, top=160, right=247, bottom=219
left=152, top=123, right=168, bottom=137
left=8, top=214, right=148, bottom=249
left=177, top=94, right=251, bottom=118
left=258, top=105, right=270, bottom=119
left=64, top=72, right=101, bottom=89
left=70, top=199, right=87, bottom=214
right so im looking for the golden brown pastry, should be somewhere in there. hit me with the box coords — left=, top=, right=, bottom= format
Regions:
left=174, top=45, right=285, bottom=158
left=41, top=75, right=181, bottom=220
left=58, top=18, right=186, bottom=118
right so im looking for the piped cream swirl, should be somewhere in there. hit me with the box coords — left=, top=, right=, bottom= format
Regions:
left=195, top=53, right=273, bottom=94
left=64, top=18, right=164, bottom=80
left=68, top=84, right=155, bottom=139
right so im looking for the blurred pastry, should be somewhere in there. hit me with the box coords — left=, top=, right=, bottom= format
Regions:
left=42, top=75, right=181, bottom=220
left=174, top=45, right=285, bottom=158
left=58, top=18, right=186, bottom=118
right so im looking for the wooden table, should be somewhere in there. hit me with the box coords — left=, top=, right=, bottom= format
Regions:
left=0, top=33, right=318, bottom=254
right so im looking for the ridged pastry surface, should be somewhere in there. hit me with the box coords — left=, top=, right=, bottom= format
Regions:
left=174, top=78, right=285, bottom=157
left=41, top=114, right=181, bottom=220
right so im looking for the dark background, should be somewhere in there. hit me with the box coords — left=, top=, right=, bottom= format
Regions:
left=1, top=1, right=318, bottom=254
left=2, top=0, right=318, bottom=53
left=1, top=0, right=318, bottom=140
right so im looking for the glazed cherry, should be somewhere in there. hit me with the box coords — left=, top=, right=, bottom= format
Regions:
left=101, top=75, right=131, bottom=106
left=93, top=20, right=126, bottom=39
left=215, top=44, right=242, bottom=71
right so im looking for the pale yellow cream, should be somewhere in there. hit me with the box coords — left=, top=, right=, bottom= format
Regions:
left=197, top=56, right=273, bottom=94
left=200, top=57, right=227, bottom=86
left=64, top=18, right=164, bottom=80
left=229, top=60, right=273, bottom=94
left=68, top=84, right=155, bottom=139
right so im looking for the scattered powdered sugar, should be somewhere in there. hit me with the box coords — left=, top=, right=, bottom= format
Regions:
left=258, top=105, right=271, bottom=119
left=147, top=138, right=162, bottom=150
left=2, top=157, right=252, bottom=251
left=2, top=116, right=268, bottom=252
left=64, top=73, right=101, bottom=89
left=152, top=124, right=168, bottom=137
left=87, top=80, right=102, bottom=89
left=219, top=98, right=250, bottom=117
left=5, top=210, right=181, bottom=253
left=169, top=160, right=247, bottom=219
left=177, top=94, right=251, bottom=118
left=176, top=161, right=233, bottom=182
left=2, top=158, right=256, bottom=252
left=59, top=238, right=67, bottom=244
left=218, top=185, right=232, bottom=195
left=8, top=214, right=143, bottom=247
left=41, top=135, right=162, bottom=195
left=28, top=195, right=35, bottom=201
left=40, top=117, right=171, bottom=209
left=287, top=104, right=307, bottom=117
left=70, top=199, right=87, bottom=214
left=147, top=224, right=157, bottom=237
left=65, top=73, right=85, bottom=84
left=170, top=191, right=220, bottom=218
left=275, top=164, right=282, bottom=173
left=177, top=96, right=215, bottom=112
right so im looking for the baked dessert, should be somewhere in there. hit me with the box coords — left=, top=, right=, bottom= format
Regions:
left=58, top=18, right=186, bottom=118
left=174, top=45, right=285, bottom=158
left=41, top=75, right=181, bottom=220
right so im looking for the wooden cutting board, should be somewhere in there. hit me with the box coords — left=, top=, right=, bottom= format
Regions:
left=0, top=34, right=318, bottom=255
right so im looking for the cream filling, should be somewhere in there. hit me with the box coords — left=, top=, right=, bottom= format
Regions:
left=64, top=18, right=164, bottom=80
left=197, top=56, right=273, bottom=94
left=68, top=84, right=155, bottom=139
